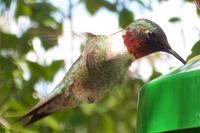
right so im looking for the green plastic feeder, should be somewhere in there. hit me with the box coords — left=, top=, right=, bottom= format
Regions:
left=137, top=58, right=200, bottom=133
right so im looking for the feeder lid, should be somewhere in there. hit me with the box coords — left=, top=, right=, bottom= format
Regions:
left=137, top=56, right=200, bottom=133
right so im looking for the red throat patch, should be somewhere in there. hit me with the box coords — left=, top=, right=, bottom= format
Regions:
left=122, top=31, right=143, bottom=58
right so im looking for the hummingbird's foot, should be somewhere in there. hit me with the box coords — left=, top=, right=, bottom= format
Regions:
left=87, top=96, right=95, bottom=103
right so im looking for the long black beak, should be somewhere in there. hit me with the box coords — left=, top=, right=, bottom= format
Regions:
left=167, top=49, right=186, bottom=64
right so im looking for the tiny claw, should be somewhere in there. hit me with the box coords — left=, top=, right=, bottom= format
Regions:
left=87, top=97, right=94, bottom=103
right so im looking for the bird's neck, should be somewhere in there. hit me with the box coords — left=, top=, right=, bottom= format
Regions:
left=107, top=32, right=135, bottom=60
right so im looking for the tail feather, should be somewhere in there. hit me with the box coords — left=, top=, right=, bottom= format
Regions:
left=17, top=57, right=81, bottom=127
left=17, top=94, right=60, bottom=126
left=23, top=112, right=51, bottom=127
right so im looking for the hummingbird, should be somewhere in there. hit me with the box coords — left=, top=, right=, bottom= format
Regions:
left=18, top=19, right=186, bottom=126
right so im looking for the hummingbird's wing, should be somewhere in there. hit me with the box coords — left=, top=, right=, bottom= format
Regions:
left=17, top=56, right=82, bottom=126
left=18, top=34, right=107, bottom=126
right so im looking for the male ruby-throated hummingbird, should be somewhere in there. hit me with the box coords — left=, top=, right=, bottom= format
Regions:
left=18, top=19, right=186, bottom=126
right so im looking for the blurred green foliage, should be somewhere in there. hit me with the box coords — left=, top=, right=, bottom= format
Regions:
left=119, top=8, right=134, bottom=28
left=0, top=0, right=199, bottom=133
left=168, top=17, right=181, bottom=23
left=187, top=40, right=200, bottom=61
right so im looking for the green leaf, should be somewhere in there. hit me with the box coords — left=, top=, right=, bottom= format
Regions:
left=185, top=0, right=194, bottom=2
left=136, top=0, right=150, bottom=9
left=6, top=98, right=25, bottom=111
left=0, top=56, right=17, bottom=98
left=15, top=2, right=60, bottom=27
left=82, top=0, right=116, bottom=15
left=84, top=0, right=102, bottom=15
left=149, top=69, right=162, bottom=80
left=119, top=8, right=134, bottom=28
left=27, top=61, right=49, bottom=80
left=41, top=116, right=59, bottom=130
left=0, top=32, right=18, bottom=49
left=47, top=60, right=64, bottom=75
left=38, top=27, right=62, bottom=50
left=102, top=114, right=114, bottom=133
left=27, top=60, right=63, bottom=81
left=197, top=7, right=200, bottom=16
left=187, top=40, right=200, bottom=61
left=1, top=0, right=12, bottom=8
left=0, top=32, right=32, bottom=55
left=23, top=27, right=62, bottom=50
left=169, top=17, right=181, bottom=23
left=15, top=1, right=32, bottom=18
left=43, top=60, right=64, bottom=81
left=101, top=1, right=116, bottom=12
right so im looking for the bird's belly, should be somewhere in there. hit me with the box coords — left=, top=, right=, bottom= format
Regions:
left=73, top=65, right=128, bottom=104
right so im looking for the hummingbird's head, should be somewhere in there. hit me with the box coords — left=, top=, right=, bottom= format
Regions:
left=123, top=19, right=186, bottom=64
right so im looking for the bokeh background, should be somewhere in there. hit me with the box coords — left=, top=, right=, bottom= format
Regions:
left=0, top=0, right=200, bottom=132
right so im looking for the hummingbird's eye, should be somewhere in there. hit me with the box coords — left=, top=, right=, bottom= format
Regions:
left=146, top=31, right=156, bottom=40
